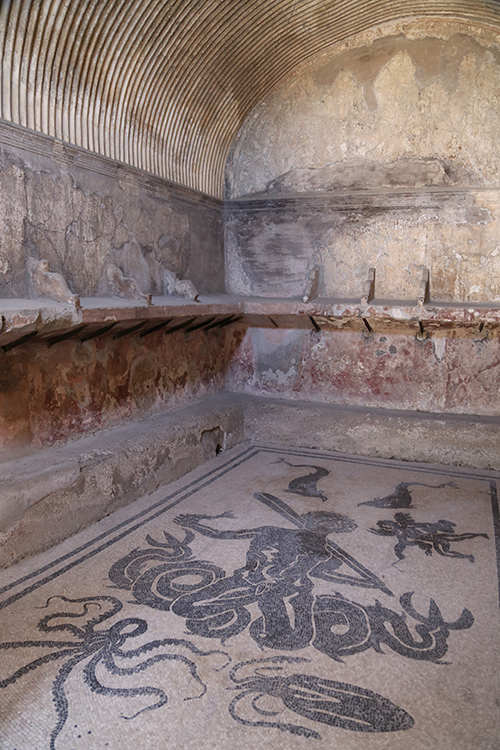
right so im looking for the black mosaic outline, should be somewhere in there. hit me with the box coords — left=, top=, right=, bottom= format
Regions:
left=490, top=480, right=500, bottom=609
left=0, top=445, right=260, bottom=610
left=108, top=512, right=475, bottom=663
left=227, top=656, right=415, bottom=737
left=1, top=446, right=499, bottom=748
left=0, top=595, right=420, bottom=747
left=256, top=445, right=500, bottom=483
left=368, top=513, right=489, bottom=563
left=358, top=480, right=458, bottom=510
left=0, top=594, right=230, bottom=750
left=1, top=445, right=499, bottom=611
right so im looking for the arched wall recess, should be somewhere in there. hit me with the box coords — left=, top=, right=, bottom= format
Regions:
left=225, top=17, right=500, bottom=304
left=1, top=1, right=500, bottom=198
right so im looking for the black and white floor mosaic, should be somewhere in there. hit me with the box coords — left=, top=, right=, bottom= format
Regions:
left=1, top=444, right=499, bottom=749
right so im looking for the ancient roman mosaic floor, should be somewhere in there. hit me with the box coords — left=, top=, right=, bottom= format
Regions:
left=1, top=444, right=499, bottom=750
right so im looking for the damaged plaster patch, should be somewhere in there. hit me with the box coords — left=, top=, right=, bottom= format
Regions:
left=315, top=194, right=498, bottom=301
left=225, top=22, right=500, bottom=305
left=201, top=426, right=226, bottom=457
left=432, top=336, right=447, bottom=363
left=106, top=237, right=163, bottom=296
left=313, top=33, right=500, bottom=109
left=262, top=157, right=480, bottom=196
left=0, top=133, right=224, bottom=298
left=250, top=327, right=304, bottom=389
left=225, top=219, right=254, bottom=296
left=260, top=366, right=297, bottom=386
left=227, top=26, right=500, bottom=198
left=242, top=221, right=310, bottom=297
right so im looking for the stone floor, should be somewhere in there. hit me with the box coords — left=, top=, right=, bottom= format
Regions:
left=1, top=444, right=499, bottom=750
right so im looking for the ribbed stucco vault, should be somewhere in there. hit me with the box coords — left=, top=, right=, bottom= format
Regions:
left=1, top=0, right=499, bottom=198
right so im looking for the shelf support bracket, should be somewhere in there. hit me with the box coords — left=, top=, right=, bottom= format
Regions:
left=361, top=268, right=375, bottom=304
left=302, top=264, right=320, bottom=303
left=418, top=268, right=430, bottom=306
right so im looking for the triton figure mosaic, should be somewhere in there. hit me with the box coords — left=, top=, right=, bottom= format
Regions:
left=0, top=448, right=497, bottom=749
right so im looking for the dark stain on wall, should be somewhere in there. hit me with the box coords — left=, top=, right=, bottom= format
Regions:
left=225, top=190, right=495, bottom=301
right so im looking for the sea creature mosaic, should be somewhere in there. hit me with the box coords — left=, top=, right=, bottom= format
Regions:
left=1, top=446, right=498, bottom=749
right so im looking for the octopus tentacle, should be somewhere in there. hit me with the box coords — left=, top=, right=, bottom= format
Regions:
left=0, top=648, right=79, bottom=688
left=228, top=689, right=321, bottom=739
left=104, top=650, right=208, bottom=700
left=117, top=636, right=230, bottom=668
left=50, top=653, right=89, bottom=750
left=229, top=656, right=309, bottom=684
left=83, top=651, right=169, bottom=719
left=39, top=595, right=123, bottom=636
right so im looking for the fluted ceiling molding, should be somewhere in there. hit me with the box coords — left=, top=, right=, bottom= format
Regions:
left=1, top=1, right=499, bottom=198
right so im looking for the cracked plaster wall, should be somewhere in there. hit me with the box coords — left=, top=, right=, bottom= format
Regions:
left=0, top=123, right=224, bottom=299
left=225, top=20, right=500, bottom=304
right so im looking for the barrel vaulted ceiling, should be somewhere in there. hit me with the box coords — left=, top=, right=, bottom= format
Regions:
left=1, top=1, right=499, bottom=198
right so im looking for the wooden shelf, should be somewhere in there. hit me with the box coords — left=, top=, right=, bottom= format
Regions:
left=1, top=294, right=499, bottom=350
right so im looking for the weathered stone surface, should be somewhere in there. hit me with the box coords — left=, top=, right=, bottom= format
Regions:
left=2, top=294, right=499, bottom=348
left=243, top=395, right=500, bottom=470
left=0, top=121, right=224, bottom=300
left=164, top=269, right=199, bottom=300
left=228, top=25, right=500, bottom=198
left=1, top=294, right=498, bottom=455
left=226, top=191, right=500, bottom=302
left=0, top=394, right=244, bottom=567
left=27, top=257, right=80, bottom=305
left=0, top=460, right=80, bottom=533
left=100, top=263, right=151, bottom=302
left=226, top=22, right=500, bottom=305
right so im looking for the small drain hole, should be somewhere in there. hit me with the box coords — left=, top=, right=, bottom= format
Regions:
left=201, top=427, right=225, bottom=457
